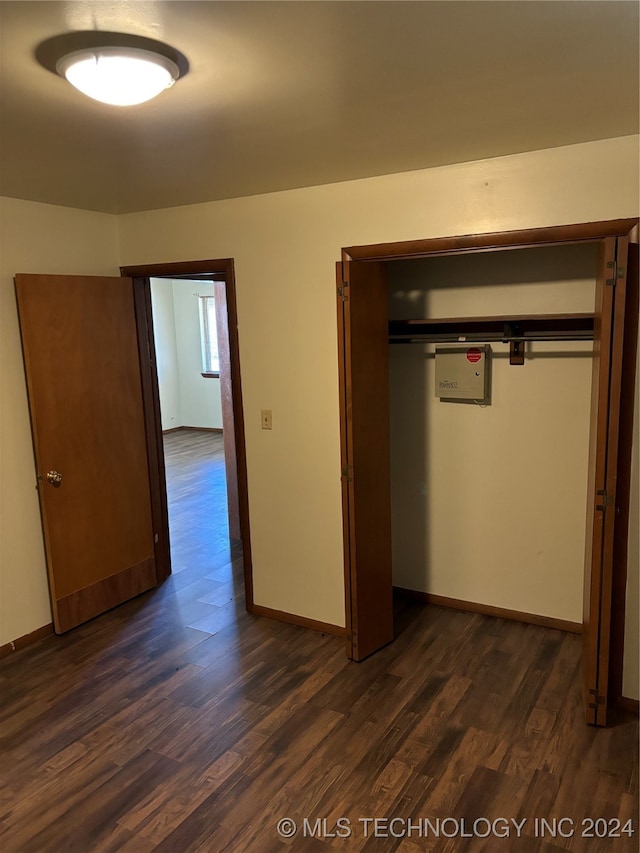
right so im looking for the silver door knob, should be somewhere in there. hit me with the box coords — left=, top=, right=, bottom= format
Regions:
left=46, top=470, right=63, bottom=487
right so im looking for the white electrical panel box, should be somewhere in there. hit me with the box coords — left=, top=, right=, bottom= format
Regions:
left=435, top=345, right=491, bottom=403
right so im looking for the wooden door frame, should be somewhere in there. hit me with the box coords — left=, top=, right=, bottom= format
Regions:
left=338, top=218, right=638, bottom=719
left=121, top=258, right=254, bottom=612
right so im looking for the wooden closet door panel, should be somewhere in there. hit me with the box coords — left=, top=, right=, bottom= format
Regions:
left=583, top=237, right=630, bottom=725
left=338, top=260, right=394, bottom=661
left=608, top=240, right=639, bottom=706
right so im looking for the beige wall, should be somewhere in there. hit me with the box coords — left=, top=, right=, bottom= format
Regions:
left=0, top=197, right=120, bottom=644
left=171, top=280, right=223, bottom=429
left=118, top=136, right=638, bottom=667
left=388, top=246, right=597, bottom=623
left=1, top=136, right=638, bottom=698
left=150, top=278, right=223, bottom=430
left=150, top=278, right=182, bottom=430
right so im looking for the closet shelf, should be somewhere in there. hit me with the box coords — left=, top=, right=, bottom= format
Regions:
left=388, top=312, right=595, bottom=343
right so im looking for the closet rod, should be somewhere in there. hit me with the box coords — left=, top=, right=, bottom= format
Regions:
left=389, top=332, right=594, bottom=344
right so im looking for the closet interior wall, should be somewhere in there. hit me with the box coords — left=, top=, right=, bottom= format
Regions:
left=387, top=242, right=599, bottom=625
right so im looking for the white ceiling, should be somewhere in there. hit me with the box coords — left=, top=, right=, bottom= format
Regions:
left=0, top=1, right=638, bottom=215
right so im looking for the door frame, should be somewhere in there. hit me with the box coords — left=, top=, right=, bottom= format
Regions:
left=121, top=258, right=254, bottom=612
left=337, top=218, right=638, bottom=722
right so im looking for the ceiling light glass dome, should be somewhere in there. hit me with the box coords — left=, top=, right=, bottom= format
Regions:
left=56, top=46, right=180, bottom=106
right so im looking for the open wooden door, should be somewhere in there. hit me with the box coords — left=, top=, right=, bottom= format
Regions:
left=15, top=274, right=158, bottom=633
left=213, top=279, right=241, bottom=541
left=337, top=259, right=394, bottom=661
left=583, top=236, right=632, bottom=725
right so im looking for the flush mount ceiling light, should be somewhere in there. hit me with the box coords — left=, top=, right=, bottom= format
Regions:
left=57, top=46, right=179, bottom=106
left=36, top=32, right=189, bottom=107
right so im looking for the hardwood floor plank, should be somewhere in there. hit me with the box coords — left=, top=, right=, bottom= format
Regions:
left=0, top=428, right=637, bottom=852
left=1, top=751, right=125, bottom=850
left=26, top=750, right=182, bottom=853
left=117, top=752, right=245, bottom=845
left=420, top=726, right=503, bottom=817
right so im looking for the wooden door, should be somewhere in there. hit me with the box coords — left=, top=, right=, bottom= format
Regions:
left=213, top=280, right=241, bottom=541
left=15, top=274, right=157, bottom=633
left=583, top=237, right=631, bottom=725
left=337, top=260, right=394, bottom=661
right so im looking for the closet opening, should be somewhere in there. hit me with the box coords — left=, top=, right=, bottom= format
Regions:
left=336, top=219, right=638, bottom=726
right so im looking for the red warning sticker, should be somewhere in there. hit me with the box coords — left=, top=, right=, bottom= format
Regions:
left=466, top=347, right=482, bottom=364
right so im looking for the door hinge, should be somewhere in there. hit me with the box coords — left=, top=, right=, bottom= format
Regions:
left=341, top=464, right=353, bottom=483
left=605, top=260, right=618, bottom=286
left=596, top=488, right=614, bottom=511
left=337, top=282, right=349, bottom=301
left=588, top=687, right=605, bottom=708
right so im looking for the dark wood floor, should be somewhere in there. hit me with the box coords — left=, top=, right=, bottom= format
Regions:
left=1, top=429, right=637, bottom=852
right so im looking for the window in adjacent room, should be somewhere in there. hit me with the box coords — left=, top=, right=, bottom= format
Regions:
left=199, top=295, right=220, bottom=376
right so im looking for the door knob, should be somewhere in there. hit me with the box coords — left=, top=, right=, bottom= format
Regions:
left=46, top=470, right=63, bottom=487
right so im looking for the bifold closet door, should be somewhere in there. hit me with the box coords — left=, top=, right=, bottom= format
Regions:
left=337, top=260, right=394, bottom=661
left=582, top=236, right=632, bottom=726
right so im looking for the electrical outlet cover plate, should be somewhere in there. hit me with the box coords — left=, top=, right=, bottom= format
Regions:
left=435, top=345, right=490, bottom=402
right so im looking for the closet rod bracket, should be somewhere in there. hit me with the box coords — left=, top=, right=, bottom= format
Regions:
left=507, top=322, right=525, bottom=365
